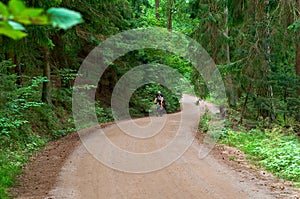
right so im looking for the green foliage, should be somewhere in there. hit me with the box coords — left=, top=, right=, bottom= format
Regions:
left=1, top=0, right=300, bottom=197
left=187, top=0, right=300, bottom=126
left=0, top=152, right=22, bottom=198
left=0, top=21, right=27, bottom=40
left=220, top=128, right=300, bottom=182
left=128, top=83, right=181, bottom=117
left=0, top=134, right=48, bottom=198
left=64, top=0, right=131, bottom=40
left=0, top=0, right=83, bottom=40
left=0, top=61, right=46, bottom=146
left=228, top=0, right=247, bottom=26
left=288, top=19, right=300, bottom=32
left=0, top=60, right=76, bottom=198
left=198, top=110, right=212, bottom=133
left=96, top=106, right=114, bottom=123
left=47, top=8, right=83, bottom=30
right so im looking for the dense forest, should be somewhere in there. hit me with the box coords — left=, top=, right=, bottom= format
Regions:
left=0, top=0, right=300, bottom=197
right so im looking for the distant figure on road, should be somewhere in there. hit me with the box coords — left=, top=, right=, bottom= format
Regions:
left=154, top=91, right=166, bottom=116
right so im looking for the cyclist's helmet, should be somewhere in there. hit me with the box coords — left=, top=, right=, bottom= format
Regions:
left=158, top=91, right=161, bottom=94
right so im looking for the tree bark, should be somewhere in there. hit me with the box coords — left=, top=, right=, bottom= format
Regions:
left=265, top=0, right=276, bottom=120
left=224, top=2, right=236, bottom=107
left=296, top=42, right=300, bottom=76
left=239, top=91, right=249, bottom=124
left=296, top=0, right=300, bottom=76
left=52, top=31, right=72, bottom=88
left=225, top=4, right=230, bottom=64
left=167, top=0, right=173, bottom=30
left=13, top=54, right=22, bottom=86
left=155, top=0, right=160, bottom=20
left=42, top=48, right=52, bottom=104
left=6, top=51, right=22, bottom=85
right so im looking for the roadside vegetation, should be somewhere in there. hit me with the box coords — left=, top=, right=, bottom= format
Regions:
left=0, top=0, right=300, bottom=198
left=198, top=111, right=300, bottom=184
left=220, top=127, right=300, bottom=182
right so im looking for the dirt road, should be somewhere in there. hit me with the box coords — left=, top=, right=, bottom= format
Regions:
left=13, top=95, right=299, bottom=199
left=45, top=95, right=274, bottom=199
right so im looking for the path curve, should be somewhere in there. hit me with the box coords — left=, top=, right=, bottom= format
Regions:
left=49, top=95, right=274, bottom=199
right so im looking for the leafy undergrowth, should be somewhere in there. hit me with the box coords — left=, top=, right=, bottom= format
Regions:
left=0, top=65, right=76, bottom=198
left=219, top=127, right=300, bottom=182
left=198, top=106, right=300, bottom=183
left=0, top=135, right=48, bottom=198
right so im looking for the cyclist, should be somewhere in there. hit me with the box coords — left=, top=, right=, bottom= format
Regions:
left=156, top=91, right=164, bottom=106
left=154, top=91, right=165, bottom=116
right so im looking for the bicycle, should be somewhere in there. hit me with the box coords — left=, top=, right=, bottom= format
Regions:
left=156, top=102, right=166, bottom=117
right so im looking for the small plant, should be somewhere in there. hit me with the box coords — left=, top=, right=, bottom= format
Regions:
left=0, top=135, right=48, bottom=198
left=229, top=156, right=235, bottom=161
left=96, top=106, right=114, bottom=123
left=219, top=128, right=300, bottom=182
left=198, top=111, right=212, bottom=133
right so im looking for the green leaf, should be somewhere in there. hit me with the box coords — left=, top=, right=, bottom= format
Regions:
left=16, top=14, right=49, bottom=25
left=0, top=2, right=9, bottom=18
left=8, top=0, right=26, bottom=15
left=47, top=8, right=83, bottom=30
left=0, top=27, right=27, bottom=40
left=200, top=4, right=209, bottom=11
left=288, top=19, right=300, bottom=32
left=8, top=21, right=25, bottom=30
left=20, top=8, right=44, bottom=17
left=0, top=21, right=27, bottom=40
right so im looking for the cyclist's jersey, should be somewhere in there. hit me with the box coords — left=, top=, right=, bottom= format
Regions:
left=156, top=94, right=164, bottom=104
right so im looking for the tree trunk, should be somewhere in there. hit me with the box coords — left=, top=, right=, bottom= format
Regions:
left=52, top=32, right=68, bottom=68
left=297, top=0, right=300, bottom=73
left=296, top=41, right=300, bottom=76
left=239, top=91, right=249, bottom=124
left=225, top=4, right=230, bottom=64
left=52, top=31, right=71, bottom=88
left=265, top=0, right=276, bottom=120
left=42, top=48, right=52, bottom=104
left=296, top=0, right=300, bottom=76
left=224, top=3, right=236, bottom=107
left=295, top=0, right=300, bottom=101
left=155, top=0, right=160, bottom=20
left=167, top=0, right=173, bottom=30
left=14, top=54, right=22, bottom=86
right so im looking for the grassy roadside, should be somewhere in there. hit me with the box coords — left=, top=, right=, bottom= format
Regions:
left=220, top=128, right=300, bottom=182
left=198, top=112, right=300, bottom=184
left=0, top=75, right=180, bottom=198
left=0, top=103, right=115, bottom=198
left=0, top=104, right=74, bottom=198
left=0, top=136, right=49, bottom=198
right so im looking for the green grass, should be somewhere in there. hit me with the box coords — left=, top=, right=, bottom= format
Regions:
left=0, top=152, right=23, bottom=199
left=198, top=111, right=212, bottom=133
left=219, top=128, right=300, bottom=182
left=0, top=135, right=49, bottom=198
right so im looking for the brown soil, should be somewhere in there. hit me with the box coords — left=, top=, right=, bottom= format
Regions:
left=10, top=131, right=80, bottom=198
left=196, top=133, right=300, bottom=199
left=11, top=95, right=300, bottom=199
left=10, top=122, right=113, bottom=199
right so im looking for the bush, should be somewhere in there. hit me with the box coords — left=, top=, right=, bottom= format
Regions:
left=219, top=128, right=300, bottom=182
left=128, top=84, right=181, bottom=117
left=0, top=61, right=76, bottom=198
left=198, top=111, right=212, bottom=133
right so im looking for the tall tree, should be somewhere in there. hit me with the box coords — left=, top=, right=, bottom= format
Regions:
left=41, top=47, right=51, bottom=103
left=155, top=0, right=160, bottom=19
left=167, top=0, right=174, bottom=30
left=296, top=0, right=300, bottom=76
